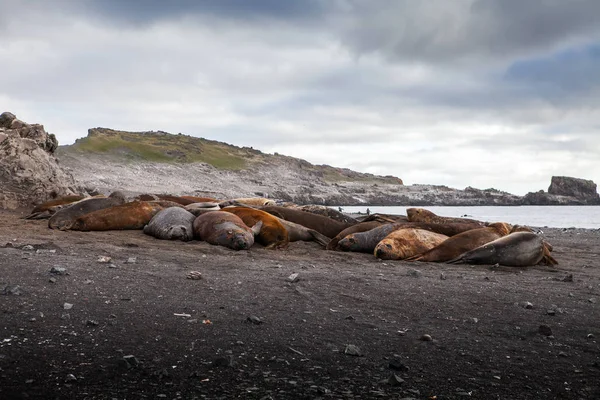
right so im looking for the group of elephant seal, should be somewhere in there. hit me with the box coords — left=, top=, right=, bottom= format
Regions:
left=28, top=192, right=559, bottom=266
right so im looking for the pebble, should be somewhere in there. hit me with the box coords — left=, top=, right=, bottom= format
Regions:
left=407, top=269, right=422, bottom=278
left=63, top=303, right=73, bottom=310
left=96, top=256, right=111, bottom=263
left=187, top=271, right=203, bottom=280
left=562, top=274, right=574, bottom=282
left=126, top=257, right=137, bottom=264
left=587, top=333, right=594, bottom=339
left=389, top=359, right=409, bottom=371
left=440, top=273, right=447, bottom=280
left=65, top=374, right=77, bottom=382
left=287, top=273, right=300, bottom=283
left=344, top=344, right=362, bottom=357
left=524, top=302, right=534, bottom=309
left=50, top=267, right=68, bottom=275
left=86, top=320, right=99, bottom=327
left=538, top=324, right=553, bottom=336
left=108, top=263, right=118, bottom=269
left=247, top=315, right=263, bottom=324
left=213, top=355, right=234, bottom=367
left=387, top=373, right=405, bottom=386
left=588, top=298, right=596, bottom=304
left=22, top=245, right=34, bottom=251
left=48, top=277, right=57, bottom=283
left=1, top=285, right=22, bottom=296
left=420, top=334, right=433, bottom=342
left=547, top=309, right=556, bottom=316
left=120, top=355, right=140, bottom=369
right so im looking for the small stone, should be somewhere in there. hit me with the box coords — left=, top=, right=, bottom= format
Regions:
left=547, top=309, right=556, bottom=316
left=388, top=373, right=405, bottom=386
left=558, top=351, right=568, bottom=357
left=50, top=267, right=68, bottom=275
left=440, top=273, right=447, bottom=280
left=407, top=269, right=422, bottom=278
left=86, top=320, right=99, bottom=327
left=213, top=355, right=234, bottom=367
left=186, top=271, right=203, bottom=280
left=588, top=298, right=596, bottom=304
left=1, top=285, right=22, bottom=295
left=22, top=245, right=34, bottom=251
left=345, top=315, right=355, bottom=320
left=65, top=374, right=77, bottom=382
left=472, top=318, right=479, bottom=323
left=524, top=302, right=533, bottom=309
left=389, top=359, right=408, bottom=371
left=287, top=273, right=300, bottom=283
left=587, top=333, right=594, bottom=339
left=63, top=303, right=73, bottom=310
left=120, top=355, right=140, bottom=369
left=420, top=334, right=433, bottom=342
left=562, top=274, right=574, bottom=282
left=126, top=257, right=137, bottom=264
left=108, top=263, right=118, bottom=269
left=247, top=315, right=263, bottom=324
left=49, top=277, right=57, bottom=283
left=344, top=344, right=362, bottom=357
left=538, top=324, right=553, bottom=336
left=83, top=279, right=93, bottom=285
left=96, top=256, right=111, bottom=263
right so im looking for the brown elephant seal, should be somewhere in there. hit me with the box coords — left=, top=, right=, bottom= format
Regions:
left=134, top=194, right=197, bottom=205
left=327, top=221, right=383, bottom=251
left=143, top=207, right=196, bottom=241
left=274, top=218, right=330, bottom=247
left=219, top=198, right=276, bottom=208
left=374, top=228, right=448, bottom=260
left=337, top=222, right=482, bottom=253
left=48, top=191, right=126, bottom=230
left=69, top=201, right=165, bottom=231
left=25, top=195, right=87, bottom=219
left=181, top=195, right=219, bottom=203
left=407, top=222, right=512, bottom=262
left=221, top=207, right=289, bottom=249
left=407, top=208, right=486, bottom=226
left=295, top=205, right=358, bottom=224
left=261, top=205, right=354, bottom=238
left=193, top=211, right=262, bottom=250
left=447, top=232, right=557, bottom=266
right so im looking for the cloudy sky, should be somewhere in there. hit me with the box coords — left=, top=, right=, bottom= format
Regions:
left=2, top=0, right=599, bottom=195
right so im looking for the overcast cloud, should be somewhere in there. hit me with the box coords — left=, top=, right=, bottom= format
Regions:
left=2, top=0, right=599, bottom=194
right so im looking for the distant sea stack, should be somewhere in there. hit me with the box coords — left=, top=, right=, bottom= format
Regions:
left=523, top=176, right=600, bottom=205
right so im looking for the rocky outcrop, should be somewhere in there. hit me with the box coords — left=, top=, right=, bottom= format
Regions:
left=0, top=112, right=79, bottom=209
left=548, top=176, right=600, bottom=205
left=522, top=176, right=600, bottom=206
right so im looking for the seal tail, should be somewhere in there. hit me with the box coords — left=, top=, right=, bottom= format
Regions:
left=308, top=229, right=330, bottom=247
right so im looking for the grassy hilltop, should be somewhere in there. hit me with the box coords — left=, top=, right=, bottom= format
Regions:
left=62, top=128, right=404, bottom=185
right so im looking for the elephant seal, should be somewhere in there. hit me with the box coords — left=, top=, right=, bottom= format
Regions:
left=221, top=207, right=289, bottom=249
left=407, top=222, right=512, bottom=262
left=374, top=228, right=448, bottom=260
left=219, top=198, right=276, bottom=208
left=69, top=201, right=165, bottom=231
left=184, top=202, right=221, bottom=212
left=407, top=208, right=486, bottom=226
left=327, top=221, right=383, bottom=251
left=181, top=195, right=219, bottom=203
left=273, top=218, right=330, bottom=247
left=295, top=205, right=358, bottom=224
left=447, top=232, right=557, bottom=266
left=25, top=195, right=87, bottom=219
left=134, top=194, right=197, bottom=205
left=143, top=207, right=196, bottom=241
left=337, top=222, right=483, bottom=253
left=193, top=211, right=262, bottom=250
left=261, top=205, right=354, bottom=238
left=48, top=191, right=126, bottom=230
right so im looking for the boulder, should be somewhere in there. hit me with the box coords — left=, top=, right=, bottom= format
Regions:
left=0, top=112, right=79, bottom=209
left=548, top=176, right=600, bottom=205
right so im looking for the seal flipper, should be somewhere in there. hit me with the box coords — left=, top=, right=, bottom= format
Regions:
left=540, top=242, right=558, bottom=265
left=307, top=229, right=330, bottom=247
left=251, top=220, right=263, bottom=236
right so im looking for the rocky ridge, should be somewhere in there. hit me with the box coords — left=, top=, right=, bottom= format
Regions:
left=0, top=112, right=79, bottom=209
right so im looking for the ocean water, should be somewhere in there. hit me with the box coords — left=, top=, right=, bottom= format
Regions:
left=336, top=206, right=600, bottom=229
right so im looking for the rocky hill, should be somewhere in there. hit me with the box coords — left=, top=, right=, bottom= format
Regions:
left=56, top=127, right=535, bottom=206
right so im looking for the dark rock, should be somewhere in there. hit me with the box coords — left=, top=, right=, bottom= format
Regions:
left=387, top=373, right=405, bottom=386
left=344, top=344, right=362, bottom=356
left=548, top=176, right=600, bottom=205
left=1, top=285, right=22, bottom=296
left=247, top=315, right=263, bottom=324
left=538, top=324, right=553, bottom=336
left=50, top=267, right=68, bottom=275
left=388, top=359, right=409, bottom=371
left=212, top=355, right=234, bottom=367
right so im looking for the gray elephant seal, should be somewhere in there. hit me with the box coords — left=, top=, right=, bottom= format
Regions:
left=447, top=232, right=557, bottom=266
left=143, top=207, right=196, bottom=241
left=48, top=191, right=126, bottom=230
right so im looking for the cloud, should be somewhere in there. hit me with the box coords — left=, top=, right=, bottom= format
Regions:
left=1, top=1, right=599, bottom=195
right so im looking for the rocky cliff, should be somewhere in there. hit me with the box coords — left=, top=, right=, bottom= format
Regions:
left=522, top=176, right=600, bottom=205
left=0, top=112, right=79, bottom=209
